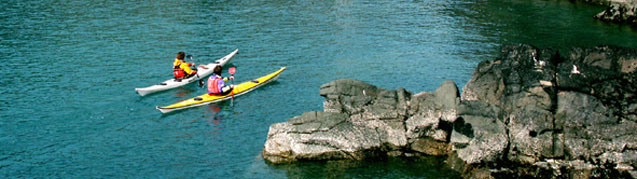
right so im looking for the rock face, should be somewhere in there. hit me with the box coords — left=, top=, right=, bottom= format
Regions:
left=579, top=0, right=637, bottom=26
left=593, top=1, right=637, bottom=25
left=457, top=44, right=637, bottom=178
left=263, top=44, right=637, bottom=178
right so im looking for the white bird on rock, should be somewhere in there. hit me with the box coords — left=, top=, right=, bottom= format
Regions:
left=571, top=65, right=581, bottom=74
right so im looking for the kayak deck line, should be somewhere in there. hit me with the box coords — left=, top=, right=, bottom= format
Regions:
left=156, top=67, right=286, bottom=113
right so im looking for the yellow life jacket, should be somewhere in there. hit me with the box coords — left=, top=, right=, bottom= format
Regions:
left=173, top=58, right=182, bottom=69
left=172, top=58, right=195, bottom=74
left=178, top=60, right=195, bottom=75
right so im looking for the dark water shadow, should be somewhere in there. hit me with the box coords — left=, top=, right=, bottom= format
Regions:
left=268, top=157, right=461, bottom=179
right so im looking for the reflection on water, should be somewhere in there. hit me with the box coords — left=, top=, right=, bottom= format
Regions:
left=205, top=104, right=224, bottom=125
left=174, top=86, right=200, bottom=97
left=205, top=104, right=224, bottom=137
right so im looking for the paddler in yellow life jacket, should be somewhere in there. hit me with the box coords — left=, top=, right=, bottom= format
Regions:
left=173, top=51, right=198, bottom=81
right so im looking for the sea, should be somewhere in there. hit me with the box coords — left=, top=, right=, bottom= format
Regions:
left=1, top=0, right=636, bottom=178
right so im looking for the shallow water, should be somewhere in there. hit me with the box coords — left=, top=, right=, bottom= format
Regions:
left=1, top=0, right=636, bottom=178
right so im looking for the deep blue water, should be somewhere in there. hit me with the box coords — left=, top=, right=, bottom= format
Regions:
left=1, top=0, right=636, bottom=178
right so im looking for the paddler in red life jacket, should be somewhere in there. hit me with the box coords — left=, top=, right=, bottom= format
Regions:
left=207, top=66, right=235, bottom=96
left=173, top=51, right=198, bottom=81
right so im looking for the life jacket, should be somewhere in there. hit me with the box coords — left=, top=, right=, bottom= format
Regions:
left=208, top=75, right=224, bottom=94
left=180, top=62, right=196, bottom=75
left=173, top=59, right=186, bottom=79
left=173, top=68, right=186, bottom=79
left=175, top=58, right=195, bottom=75
left=173, top=58, right=182, bottom=68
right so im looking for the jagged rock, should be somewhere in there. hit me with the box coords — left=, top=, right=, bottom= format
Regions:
left=451, top=100, right=508, bottom=165
left=457, top=44, right=637, bottom=178
left=320, top=79, right=411, bottom=122
left=263, top=44, right=637, bottom=178
left=320, top=79, right=380, bottom=114
left=557, top=91, right=637, bottom=169
left=556, top=45, right=637, bottom=122
left=263, top=111, right=385, bottom=163
left=578, top=0, right=637, bottom=26
left=594, top=1, right=637, bottom=26
left=265, top=80, right=423, bottom=163
left=531, top=159, right=632, bottom=178
left=406, top=81, right=459, bottom=155
left=462, top=44, right=562, bottom=164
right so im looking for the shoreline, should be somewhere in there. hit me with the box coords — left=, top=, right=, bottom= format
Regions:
left=262, top=44, right=637, bottom=178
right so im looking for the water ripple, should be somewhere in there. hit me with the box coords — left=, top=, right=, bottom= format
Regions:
left=1, top=0, right=636, bottom=178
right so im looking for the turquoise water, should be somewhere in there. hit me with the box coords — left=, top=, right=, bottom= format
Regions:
left=1, top=0, right=636, bottom=178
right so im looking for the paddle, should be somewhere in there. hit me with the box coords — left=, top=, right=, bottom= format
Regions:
left=229, top=67, right=236, bottom=106
left=187, top=55, right=205, bottom=88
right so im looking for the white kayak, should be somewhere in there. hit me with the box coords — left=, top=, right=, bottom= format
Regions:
left=135, top=49, right=238, bottom=96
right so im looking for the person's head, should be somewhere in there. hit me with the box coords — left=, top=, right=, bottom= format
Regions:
left=176, top=51, right=185, bottom=60
left=213, top=66, right=223, bottom=76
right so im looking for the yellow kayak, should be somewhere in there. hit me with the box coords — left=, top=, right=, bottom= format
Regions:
left=156, top=67, right=286, bottom=113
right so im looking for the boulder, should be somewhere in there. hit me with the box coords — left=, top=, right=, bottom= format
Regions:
left=265, top=79, right=423, bottom=163
left=263, top=44, right=637, bottom=178
left=594, top=1, right=637, bottom=26
left=263, top=111, right=384, bottom=163
left=556, top=45, right=637, bottom=122
left=406, top=81, right=460, bottom=155
left=462, top=44, right=562, bottom=165
left=451, top=100, right=508, bottom=165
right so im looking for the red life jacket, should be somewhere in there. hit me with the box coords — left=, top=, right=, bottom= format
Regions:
left=208, top=75, right=222, bottom=94
left=173, top=68, right=186, bottom=79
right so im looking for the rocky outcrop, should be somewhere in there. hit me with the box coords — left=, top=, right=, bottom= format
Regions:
left=593, top=1, right=637, bottom=25
left=263, top=44, right=637, bottom=178
left=578, top=0, right=637, bottom=26
left=455, top=44, right=637, bottom=178
left=263, top=79, right=461, bottom=162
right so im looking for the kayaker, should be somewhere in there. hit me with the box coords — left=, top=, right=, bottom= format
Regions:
left=173, top=51, right=198, bottom=80
left=207, top=66, right=234, bottom=96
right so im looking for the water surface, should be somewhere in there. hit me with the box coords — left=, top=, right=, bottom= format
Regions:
left=1, top=0, right=636, bottom=178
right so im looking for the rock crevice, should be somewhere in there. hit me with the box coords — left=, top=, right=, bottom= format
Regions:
left=263, top=44, right=637, bottom=178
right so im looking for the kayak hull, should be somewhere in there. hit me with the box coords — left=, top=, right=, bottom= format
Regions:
left=156, top=67, right=286, bottom=113
left=135, top=49, right=238, bottom=96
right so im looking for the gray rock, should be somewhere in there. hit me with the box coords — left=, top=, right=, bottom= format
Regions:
left=263, top=44, right=637, bottom=178
left=452, top=101, right=508, bottom=165
left=557, top=91, right=637, bottom=168
left=405, top=81, right=460, bottom=155
left=461, top=44, right=562, bottom=164
left=263, top=111, right=385, bottom=163
left=265, top=80, right=419, bottom=163
left=594, top=1, right=637, bottom=26
left=578, top=0, right=637, bottom=26
left=406, top=81, right=459, bottom=140
left=462, top=44, right=558, bottom=109
left=556, top=45, right=637, bottom=123
left=320, top=79, right=380, bottom=114
left=456, top=44, right=637, bottom=178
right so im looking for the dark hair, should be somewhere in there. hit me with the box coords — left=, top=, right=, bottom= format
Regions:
left=213, top=65, right=223, bottom=75
left=177, top=51, right=185, bottom=60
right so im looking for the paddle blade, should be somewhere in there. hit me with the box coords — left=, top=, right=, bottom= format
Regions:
left=229, top=67, right=236, bottom=75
